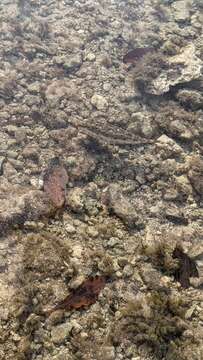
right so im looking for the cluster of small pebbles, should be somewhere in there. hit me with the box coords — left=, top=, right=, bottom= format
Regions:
left=0, top=0, right=202, bottom=359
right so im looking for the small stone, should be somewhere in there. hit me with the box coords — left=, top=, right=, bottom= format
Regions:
left=185, top=305, right=196, bottom=320
left=69, top=275, right=85, bottom=290
left=51, top=323, right=73, bottom=344
left=25, top=221, right=45, bottom=230
left=182, top=330, right=194, bottom=339
left=85, top=53, right=95, bottom=61
left=103, top=83, right=111, bottom=92
left=18, top=336, right=30, bottom=355
left=22, top=145, right=39, bottom=161
left=3, top=162, right=18, bottom=177
left=156, top=134, right=184, bottom=158
left=70, top=319, right=82, bottom=334
left=63, top=54, right=82, bottom=71
left=164, top=188, right=179, bottom=201
left=7, top=150, right=18, bottom=159
left=80, top=331, right=88, bottom=339
left=91, top=94, right=108, bottom=111
left=172, top=0, right=190, bottom=22
left=27, top=82, right=40, bottom=94
left=176, top=89, right=203, bottom=110
left=47, top=310, right=64, bottom=326
left=103, top=184, right=141, bottom=228
left=116, top=271, right=122, bottom=278
left=156, top=134, right=182, bottom=151
left=66, top=188, right=84, bottom=213
left=141, top=263, right=162, bottom=288
left=97, top=346, right=115, bottom=360
left=6, top=125, right=18, bottom=136
left=8, top=159, right=23, bottom=170
left=44, top=160, right=68, bottom=208
left=148, top=44, right=202, bottom=95
left=165, top=205, right=188, bottom=225
left=169, top=120, right=193, bottom=140
left=30, top=177, right=44, bottom=190
left=72, top=245, right=83, bottom=259
left=86, top=226, right=99, bottom=238
left=107, top=237, right=120, bottom=247
left=123, top=264, right=134, bottom=277
left=65, top=223, right=76, bottom=234
left=175, top=175, right=193, bottom=196
left=66, top=156, right=77, bottom=166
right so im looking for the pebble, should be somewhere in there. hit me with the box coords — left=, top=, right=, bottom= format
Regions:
left=185, top=305, right=196, bottom=320
left=72, top=245, right=83, bottom=258
left=85, top=53, right=96, bottom=61
left=7, top=150, right=18, bottom=159
left=91, top=94, right=108, bottom=110
left=63, top=54, right=82, bottom=70
left=65, top=223, right=76, bottom=234
left=28, top=82, right=41, bottom=94
left=107, top=237, right=120, bottom=247
left=86, top=226, right=99, bottom=238
left=51, top=323, right=73, bottom=344
left=30, top=177, right=44, bottom=189
left=15, top=128, right=26, bottom=143
left=97, top=346, right=115, bottom=360
left=69, top=275, right=85, bottom=290
left=123, top=264, right=134, bottom=277
left=22, top=145, right=39, bottom=161
left=156, top=134, right=183, bottom=154
left=6, top=125, right=18, bottom=136
left=172, top=0, right=190, bottom=22
left=8, top=159, right=23, bottom=170
left=47, top=310, right=64, bottom=326
left=24, top=221, right=44, bottom=230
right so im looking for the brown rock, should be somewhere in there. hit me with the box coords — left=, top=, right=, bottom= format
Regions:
left=43, top=158, right=68, bottom=208
left=0, top=181, right=53, bottom=235
left=102, top=184, right=142, bottom=228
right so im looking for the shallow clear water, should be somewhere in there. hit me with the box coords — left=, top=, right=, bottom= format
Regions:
left=0, top=1, right=202, bottom=359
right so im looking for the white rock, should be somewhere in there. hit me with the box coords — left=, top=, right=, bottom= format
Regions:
left=148, top=44, right=202, bottom=95
left=91, top=94, right=108, bottom=110
left=156, top=134, right=183, bottom=155
left=172, top=0, right=191, bottom=22
left=72, top=245, right=83, bottom=258
left=85, top=53, right=96, bottom=61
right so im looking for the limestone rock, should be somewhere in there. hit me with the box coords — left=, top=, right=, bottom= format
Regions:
left=172, top=0, right=191, bottom=22
left=66, top=187, right=84, bottom=213
left=176, top=89, right=203, bottom=110
left=188, top=156, right=203, bottom=198
left=147, top=44, right=202, bottom=95
left=51, top=323, right=73, bottom=344
left=91, top=94, right=108, bottom=110
left=156, top=135, right=184, bottom=158
left=102, top=184, right=141, bottom=228
left=0, top=181, right=53, bottom=235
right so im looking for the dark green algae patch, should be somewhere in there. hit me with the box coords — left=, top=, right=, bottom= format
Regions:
left=112, top=288, right=199, bottom=360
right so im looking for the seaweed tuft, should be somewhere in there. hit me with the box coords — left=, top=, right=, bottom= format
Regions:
left=112, top=289, right=194, bottom=360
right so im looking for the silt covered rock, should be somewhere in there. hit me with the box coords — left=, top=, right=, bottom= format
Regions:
left=147, top=44, right=202, bottom=95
